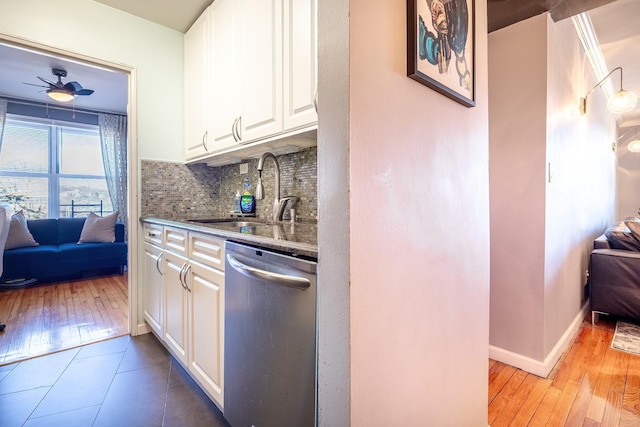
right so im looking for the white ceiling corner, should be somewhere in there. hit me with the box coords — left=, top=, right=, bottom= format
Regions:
left=588, top=0, right=640, bottom=128
left=93, top=0, right=212, bottom=33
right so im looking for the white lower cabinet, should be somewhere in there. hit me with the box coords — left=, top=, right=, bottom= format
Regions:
left=143, top=223, right=225, bottom=409
left=187, top=260, right=225, bottom=406
left=163, top=249, right=190, bottom=365
left=142, top=242, right=163, bottom=337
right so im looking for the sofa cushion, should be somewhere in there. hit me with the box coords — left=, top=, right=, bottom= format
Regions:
left=78, top=211, right=119, bottom=243
left=57, top=217, right=87, bottom=244
left=3, top=244, right=59, bottom=263
left=58, top=242, right=127, bottom=265
left=605, top=222, right=640, bottom=251
left=27, top=219, right=60, bottom=245
left=6, top=211, right=39, bottom=250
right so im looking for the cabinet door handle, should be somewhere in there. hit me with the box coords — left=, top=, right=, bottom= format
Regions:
left=179, top=263, right=188, bottom=290
left=313, top=87, right=318, bottom=113
left=202, top=130, right=209, bottom=151
left=156, top=252, right=164, bottom=275
left=146, top=232, right=158, bottom=238
left=236, top=116, right=242, bottom=141
left=231, top=117, right=239, bottom=142
left=183, top=264, right=192, bottom=293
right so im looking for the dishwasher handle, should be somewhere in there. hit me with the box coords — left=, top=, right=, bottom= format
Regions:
left=226, top=254, right=310, bottom=290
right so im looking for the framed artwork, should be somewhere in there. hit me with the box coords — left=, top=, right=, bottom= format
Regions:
left=407, top=0, right=475, bottom=107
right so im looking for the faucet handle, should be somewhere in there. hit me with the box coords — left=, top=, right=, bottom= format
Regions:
left=275, top=196, right=299, bottom=222
left=281, top=195, right=299, bottom=204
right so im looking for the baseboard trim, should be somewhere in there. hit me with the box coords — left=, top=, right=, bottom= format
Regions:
left=135, top=322, right=152, bottom=336
left=489, top=301, right=589, bottom=378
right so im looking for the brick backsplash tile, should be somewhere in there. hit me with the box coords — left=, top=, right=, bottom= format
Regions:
left=141, top=147, right=317, bottom=222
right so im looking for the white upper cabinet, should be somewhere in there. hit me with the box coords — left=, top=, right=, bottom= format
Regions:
left=184, top=10, right=212, bottom=161
left=239, top=0, right=283, bottom=143
left=283, top=0, right=318, bottom=130
left=210, top=0, right=241, bottom=152
left=184, top=0, right=317, bottom=164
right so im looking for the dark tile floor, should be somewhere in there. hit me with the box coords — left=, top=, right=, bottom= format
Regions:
left=0, top=333, right=231, bottom=427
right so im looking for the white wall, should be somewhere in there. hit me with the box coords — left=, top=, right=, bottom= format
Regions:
left=0, top=0, right=185, bottom=331
left=316, top=0, right=350, bottom=424
left=489, top=13, right=548, bottom=360
left=617, top=128, right=640, bottom=218
left=349, top=0, right=491, bottom=425
left=489, top=13, right=616, bottom=373
left=0, top=0, right=184, bottom=162
left=543, top=14, right=616, bottom=357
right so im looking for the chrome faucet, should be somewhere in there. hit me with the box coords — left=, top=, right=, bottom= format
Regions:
left=256, top=152, right=298, bottom=222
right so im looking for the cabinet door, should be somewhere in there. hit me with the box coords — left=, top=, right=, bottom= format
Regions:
left=210, top=0, right=241, bottom=152
left=163, top=250, right=189, bottom=365
left=283, top=0, right=317, bottom=130
left=143, top=243, right=163, bottom=337
left=184, top=9, right=211, bottom=160
left=187, top=261, right=225, bottom=407
left=239, top=0, right=283, bottom=142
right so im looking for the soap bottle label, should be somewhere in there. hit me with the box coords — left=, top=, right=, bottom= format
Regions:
left=240, top=191, right=255, bottom=213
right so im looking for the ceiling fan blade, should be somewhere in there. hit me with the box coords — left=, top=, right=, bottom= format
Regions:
left=37, top=76, right=58, bottom=87
left=63, top=81, right=82, bottom=92
left=23, top=82, right=49, bottom=88
left=63, top=82, right=94, bottom=96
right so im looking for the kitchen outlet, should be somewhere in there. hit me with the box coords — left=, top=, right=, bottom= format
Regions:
left=240, top=163, right=249, bottom=174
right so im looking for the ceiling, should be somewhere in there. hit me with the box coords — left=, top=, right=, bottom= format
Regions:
left=0, top=0, right=637, bottom=125
left=93, top=0, right=210, bottom=33
left=489, top=0, right=640, bottom=128
left=0, top=42, right=128, bottom=114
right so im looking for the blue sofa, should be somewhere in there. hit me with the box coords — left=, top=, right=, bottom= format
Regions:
left=1, top=217, right=127, bottom=284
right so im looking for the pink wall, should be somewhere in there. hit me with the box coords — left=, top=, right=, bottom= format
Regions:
left=349, top=0, right=490, bottom=425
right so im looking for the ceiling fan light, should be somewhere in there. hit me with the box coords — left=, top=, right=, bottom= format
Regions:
left=47, top=89, right=75, bottom=103
left=607, top=89, right=637, bottom=114
left=628, top=140, right=640, bottom=153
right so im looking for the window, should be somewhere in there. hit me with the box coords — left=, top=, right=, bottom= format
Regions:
left=0, top=115, right=113, bottom=219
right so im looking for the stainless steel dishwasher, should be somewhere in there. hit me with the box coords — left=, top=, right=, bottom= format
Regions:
left=224, top=241, right=317, bottom=427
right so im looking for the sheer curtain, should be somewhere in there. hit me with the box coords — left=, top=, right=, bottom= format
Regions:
left=0, top=98, right=7, bottom=153
left=98, top=113, right=128, bottom=235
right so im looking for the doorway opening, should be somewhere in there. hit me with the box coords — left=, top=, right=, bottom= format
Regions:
left=0, top=34, right=138, bottom=366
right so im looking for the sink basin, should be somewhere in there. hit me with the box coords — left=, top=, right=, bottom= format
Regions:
left=188, top=219, right=270, bottom=227
left=215, top=221, right=271, bottom=228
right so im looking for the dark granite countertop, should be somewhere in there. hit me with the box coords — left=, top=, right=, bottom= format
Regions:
left=141, top=217, right=318, bottom=259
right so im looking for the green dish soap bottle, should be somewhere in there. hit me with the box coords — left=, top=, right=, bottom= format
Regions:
left=240, top=191, right=255, bottom=214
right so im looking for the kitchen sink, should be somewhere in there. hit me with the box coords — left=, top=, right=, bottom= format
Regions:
left=188, top=219, right=271, bottom=227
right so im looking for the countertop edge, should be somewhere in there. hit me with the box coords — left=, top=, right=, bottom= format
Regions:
left=141, top=217, right=318, bottom=259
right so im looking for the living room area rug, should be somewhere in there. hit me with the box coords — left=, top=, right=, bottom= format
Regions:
left=611, top=320, right=640, bottom=356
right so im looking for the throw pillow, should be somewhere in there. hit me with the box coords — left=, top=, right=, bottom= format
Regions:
left=605, top=222, right=640, bottom=251
left=624, top=220, right=640, bottom=243
left=78, top=211, right=119, bottom=244
left=5, top=210, right=39, bottom=250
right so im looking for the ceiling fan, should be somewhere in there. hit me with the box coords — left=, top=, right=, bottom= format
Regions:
left=24, top=68, right=94, bottom=103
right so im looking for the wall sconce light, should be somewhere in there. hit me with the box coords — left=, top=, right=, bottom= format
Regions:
left=629, top=128, right=640, bottom=153
left=47, top=89, right=75, bottom=103
left=579, top=66, right=637, bottom=115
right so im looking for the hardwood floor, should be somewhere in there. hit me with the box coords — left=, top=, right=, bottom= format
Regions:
left=489, top=316, right=640, bottom=426
left=0, top=274, right=128, bottom=366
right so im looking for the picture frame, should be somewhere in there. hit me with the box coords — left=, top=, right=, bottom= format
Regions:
left=407, top=0, right=475, bottom=107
